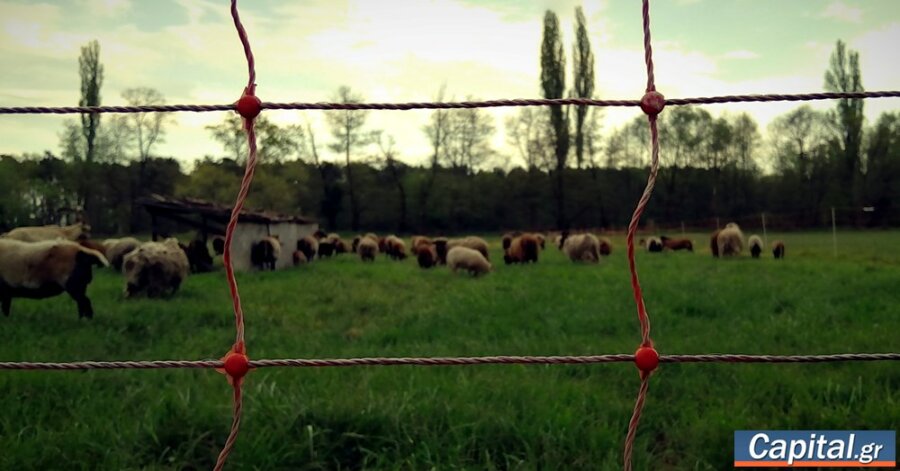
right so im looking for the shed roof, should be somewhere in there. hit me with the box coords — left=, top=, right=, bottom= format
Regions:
left=139, top=194, right=316, bottom=225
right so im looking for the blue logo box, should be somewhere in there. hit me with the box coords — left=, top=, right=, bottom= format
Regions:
left=734, top=430, right=895, bottom=467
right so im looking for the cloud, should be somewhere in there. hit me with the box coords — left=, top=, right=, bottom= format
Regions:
left=820, top=1, right=862, bottom=23
left=723, top=50, right=759, bottom=60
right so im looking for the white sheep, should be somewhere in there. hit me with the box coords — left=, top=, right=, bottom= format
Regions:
left=447, top=246, right=492, bottom=276
left=103, top=237, right=143, bottom=271
left=562, top=233, right=601, bottom=263
left=3, top=222, right=90, bottom=242
left=0, top=238, right=108, bottom=318
left=122, top=238, right=190, bottom=298
left=357, top=236, right=379, bottom=262
left=717, top=223, right=745, bottom=257
left=748, top=235, right=764, bottom=258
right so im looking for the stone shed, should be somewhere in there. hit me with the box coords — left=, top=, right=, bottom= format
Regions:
left=139, top=194, right=317, bottom=271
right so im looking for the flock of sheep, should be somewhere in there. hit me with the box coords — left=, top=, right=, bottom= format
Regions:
left=0, top=220, right=784, bottom=320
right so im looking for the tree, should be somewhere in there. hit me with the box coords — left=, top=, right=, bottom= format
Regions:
left=444, top=100, right=495, bottom=173
left=571, top=6, right=595, bottom=169
left=206, top=114, right=298, bottom=164
left=79, top=40, right=103, bottom=164
left=325, top=86, right=371, bottom=231
left=824, top=40, right=864, bottom=205
left=506, top=107, right=552, bottom=170
left=541, top=10, right=570, bottom=229
left=121, top=88, right=171, bottom=163
left=420, top=86, right=451, bottom=229
left=375, top=133, right=409, bottom=232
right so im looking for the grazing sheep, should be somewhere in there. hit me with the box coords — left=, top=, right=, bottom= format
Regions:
left=598, top=236, right=613, bottom=256
left=384, top=235, right=408, bottom=260
left=3, top=222, right=90, bottom=242
left=535, top=233, right=546, bottom=250
left=644, top=236, right=664, bottom=253
left=710, top=229, right=722, bottom=258
left=561, top=232, right=601, bottom=263
left=357, top=236, right=378, bottom=262
left=292, top=250, right=308, bottom=266
left=317, top=238, right=335, bottom=258
left=351, top=236, right=362, bottom=253
left=748, top=235, right=764, bottom=259
left=717, top=223, right=745, bottom=257
left=313, top=229, right=327, bottom=239
left=410, top=236, right=431, bottom=255
left=504, top=234, right=539, bottom=264
left=447, top=246, right=492, bottom=276
left=103, top=237, right=142, bottom=271
left=78, top=239, right=107, bottom=256
left=416, top=242, right=438, bottom=269
left=660, top=236, right=693, bottom=251
left=448, top=236, right=490, bottom=261
left=181, top=239, right=214, bottom=273
left=501, top=232, right=517, bottom=251
left=297, top=236, right=319, bottom=262
left=122, top=238, right=189, bottom=298
left=0, top=238, right=108, bottom=318
left=250, top=236, right=281, bottom=270
left=211, top=235, right=226, bottom=255
left=772, top=240, right=785, bottom=259
left=334, top=239, right=349, bottom=254
left=433, top=237, right=449, bottom=265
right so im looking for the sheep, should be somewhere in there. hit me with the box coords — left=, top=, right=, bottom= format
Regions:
left=384, top=235, right=408, bottom=260
left=180, top=239, right=214, bottom=273
left=78, top=239, right=107, bottom=256
left=351, top=236, right=362, bottom=253
left=122, top=238, right=189, bottom=298
left=535, top=233, right=546, bottom=250
left=251, top=236, right=281, bottom=270
left=326, top=233, right=349, bottom=254
left=410, top=236, right=431, bottom=255
left=313, top=229, right=327, bottom=239
left=357, top=236, right=378, bottom=262
left=0, top=238, right=108, bottom=318
left=772, top=240, right=785, bottom=259
left=659, top=236, right=693, bottom=251
left=103, top=237, right=142, bottom=271
left=501, top=231, right=521, bottom=251
left=297, top=236, right=319, bottom=261
left=447, top=246, right=492, bottom=276
left=448, top=236, right=490, bottom=261
left=416, top=242, right=438, bottom=269
left=561, top=232, right=601, bottom=263
left=717, top=223, right=745, bottom=257
left=433, top=237, right=449, bottom=265
left=292, top=250, right=308, bottom=266
left=598, top=236, right=613, bottom=256
left=710, top=229, right=722, bottom=258
left=504, top=234, right=539, bottom=264
left=3, top=222, right=90, bottom=242
left=748, top=235, right=764, bottom=259
left=211, top=235, right=226, bottom=255
left=317, top=238, right=335, bottom=258
left=643, top=236, right=664, bottom=253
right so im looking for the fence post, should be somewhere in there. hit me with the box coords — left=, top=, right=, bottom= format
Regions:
left=761, top=212, right=767, bottom=246
left=831, top=207, right=837, bottom=257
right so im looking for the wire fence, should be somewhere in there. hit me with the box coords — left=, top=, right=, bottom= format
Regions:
left=1, top=1, right=898, bottom=469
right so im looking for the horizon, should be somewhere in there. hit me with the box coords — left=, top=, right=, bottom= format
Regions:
left=1, top=0, right=899, bottom=169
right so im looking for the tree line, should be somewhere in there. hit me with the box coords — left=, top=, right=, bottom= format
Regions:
left=1, top=10, right=899, bottom=235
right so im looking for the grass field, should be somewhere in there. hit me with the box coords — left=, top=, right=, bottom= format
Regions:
left=1, top=230, right=898, bottom=470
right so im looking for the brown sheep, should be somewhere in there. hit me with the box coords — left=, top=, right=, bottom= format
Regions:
left=660, top=236, right=693, bottom=251
left=416, top=242, right=438, bottom=268
left=251, top=236, right=281, bottom=270
left=179, top=239, right=214, bottom=273
left=433, top=237, right=449, bottom=265
left=598, top=236, right=613, bottom=256
left=3, top=222, right=90, bottom=242
left=292, top=250, right=308, bottom=266
left=358, top=236, right=378, bottom=262
left=447, top=246, right=492, bottom=276
left=710, top=229, right=722, bottom=258
left=123, top=238, right=190, bottom=298
left=504, top=234, right=539, bottom=264
left=211, top=235, right=226, bottom=255
left=772, top=240, right=785, bottom=259
left=0, top=238, right=108, bottom=318
left=384, top=235, right=408, bottom=260
left=717, top=223, right=745, bottom=257
left=410, top=236, right=431, bottom=255
left=297, top=236, right=319, bottom=261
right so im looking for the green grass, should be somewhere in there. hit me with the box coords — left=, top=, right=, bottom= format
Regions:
left=1, top=230, right=899, bottom=470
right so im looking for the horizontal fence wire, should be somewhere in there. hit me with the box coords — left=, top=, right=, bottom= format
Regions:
left=1, top=91, right=898, bottom=115
left=1, top=353, right=897, bottom=371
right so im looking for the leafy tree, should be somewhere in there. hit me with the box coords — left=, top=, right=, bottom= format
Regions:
left=541, top=10, right=570, bottom=229
left=824, top=40, right=864, bottom=204
left=571, top=6, right=595, bottom=169
left=326, top=86, right=372, bottom=231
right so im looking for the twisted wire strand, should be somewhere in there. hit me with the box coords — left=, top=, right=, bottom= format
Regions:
left=623, top=375, right=650, bottom=471
left=2, top=353, right=897, bottom=371
left=1, top=91, right=898, bottom=115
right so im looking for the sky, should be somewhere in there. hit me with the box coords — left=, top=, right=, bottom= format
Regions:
left=0, top=0, right=898, bottom=169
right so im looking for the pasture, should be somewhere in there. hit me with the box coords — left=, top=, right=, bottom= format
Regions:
left=1, top=230, right=898, bottom=470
